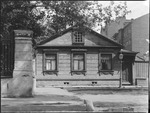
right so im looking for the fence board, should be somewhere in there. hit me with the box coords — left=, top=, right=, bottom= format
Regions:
left=134, top=61, right=149, bottom=78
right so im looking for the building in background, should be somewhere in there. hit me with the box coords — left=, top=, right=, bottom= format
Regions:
left=112, top=13, right=149, bottom=86
left=101, top=16, right=131, bottom=38
left=113, top=13, right=149, bottom=61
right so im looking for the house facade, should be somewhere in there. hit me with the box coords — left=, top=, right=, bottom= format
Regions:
left=35, top=26, right=136, bottom=87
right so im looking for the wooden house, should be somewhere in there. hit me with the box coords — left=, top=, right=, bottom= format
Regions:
left=35, top=25, right=137, bottom=87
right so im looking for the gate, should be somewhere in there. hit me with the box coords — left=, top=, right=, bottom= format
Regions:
left=0, top=31, right=15, bottom=78
left=134, top=61, right=149, bottom=78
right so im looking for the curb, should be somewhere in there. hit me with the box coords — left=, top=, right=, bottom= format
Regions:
left=60, top=86, right=148, bottom=91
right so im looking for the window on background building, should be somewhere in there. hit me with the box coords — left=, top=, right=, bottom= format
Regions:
left=100, top=54, right=112, bottom=70
left=45, top=54, right=57, bottom=71
left=72, top=31, right=84, bottom=44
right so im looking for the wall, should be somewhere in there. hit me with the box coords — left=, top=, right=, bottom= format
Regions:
left=36, top=48, right=121, bottom=87
left=123, top=23, right=132, bottom=50
left=132, top=14, right=149, bottom=59
left=113, top=29, right=123, bottom=45
left=101, top=17, right=131, bottom=38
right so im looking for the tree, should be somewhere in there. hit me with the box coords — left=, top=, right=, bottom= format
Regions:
left=40, top=1, right=131, bottom=34
left=0, top=1, right=45, bottom=38
left=1, top=1, right=131, bottom=41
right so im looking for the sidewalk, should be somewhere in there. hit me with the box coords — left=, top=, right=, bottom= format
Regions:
left=1, top=87, right=85, bottom=112
left=1, top=87, right=148, bottom=112
left=1, top=87, right=82, bottom=106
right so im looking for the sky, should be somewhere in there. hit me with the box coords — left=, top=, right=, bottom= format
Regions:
left=93, top=0, right=149, bottom=32
left=99, top=0, right=149, bottom=19
left=126, top=0, right=149, bottom=19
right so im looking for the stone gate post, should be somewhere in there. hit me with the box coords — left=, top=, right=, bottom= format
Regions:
left=6, top=30, right=34, bottom=97
left=13, top=30, right=33, bottom=77
left=1, top=30, right=34, bottom=97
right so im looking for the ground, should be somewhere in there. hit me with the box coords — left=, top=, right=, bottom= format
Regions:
left=1, top=87, right=149, bottom=112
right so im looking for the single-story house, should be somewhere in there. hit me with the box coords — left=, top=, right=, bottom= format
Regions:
left=35, top=25, right=137, bottom=87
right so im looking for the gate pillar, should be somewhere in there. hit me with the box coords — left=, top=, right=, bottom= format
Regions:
left=1, top=30, right=34, bottom=97
left=13, top=30, right=33, bottom=77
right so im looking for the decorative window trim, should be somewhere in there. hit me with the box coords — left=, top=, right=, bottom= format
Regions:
left=72, top=31, right=85, bottom=45
left=43, top=50, right=59, bottom=76
left=98, top=52, right=114, bottom=76
left=71, top=51, right=87, bottom=76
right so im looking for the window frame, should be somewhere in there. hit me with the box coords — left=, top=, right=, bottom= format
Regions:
left=71, top=50, right=87, bottom=75
left=99, top=53, right=112, bottom=71
left=45, top=54, right=57, bottom=71
left=43, top=50, right=59, bottom=75
left=98, top=52, right=114, bottom=75
left=72, top=31, right=84, bottom=44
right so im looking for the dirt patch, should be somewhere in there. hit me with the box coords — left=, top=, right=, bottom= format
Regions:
left=69, top=89, right=148, bottom=95
left=94, top=101, right=140, bottom=108
left=1, top=104, right=86, bottom=111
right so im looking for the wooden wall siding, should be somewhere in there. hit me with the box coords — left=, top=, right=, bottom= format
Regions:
left=59, top=53, right=71, bottom=73
left=36, top=53, right=43, bottom=76
left=41, top=31, right=118, bottom=47
left=86, top=49, right=99, bottom=72
left=84, top=32, right=116, bottom=46
left=42, top=32, right=72, bottom=46
left=36, top=50, right=120, bottom=81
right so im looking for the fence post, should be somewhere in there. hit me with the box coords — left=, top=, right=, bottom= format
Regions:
left=132, top=63, right=136, bottom=85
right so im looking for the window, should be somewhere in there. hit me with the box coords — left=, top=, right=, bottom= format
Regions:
left=100, top=54, right=112, bottom=71
left=73, top=54, right=84, bottom=71
left=45, top=54, right=57, bottom=71
left=71, top=52, right=86, bottom=75
left=43, top=52, right=58, bottom=75
left=72, top=31, right=84, bottom=44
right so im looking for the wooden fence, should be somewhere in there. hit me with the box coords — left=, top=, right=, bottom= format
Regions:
left=134, top=61, right=149, bottom=78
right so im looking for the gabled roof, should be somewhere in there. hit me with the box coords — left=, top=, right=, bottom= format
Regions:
left=37, top=25, right=123, bottom=47
left=37, top=26, right=73, bottom=45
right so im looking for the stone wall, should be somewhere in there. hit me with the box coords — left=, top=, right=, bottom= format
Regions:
left=132, top=14, right=149, bottom=58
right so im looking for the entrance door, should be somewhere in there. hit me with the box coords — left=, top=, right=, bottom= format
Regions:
left=122, top=61, right=132, bottom=85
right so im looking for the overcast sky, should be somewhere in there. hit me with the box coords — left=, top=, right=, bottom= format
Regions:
left=100, top=0, right=149, bottom=19
left=126, top=1, right=149, bottom=19
left=93, top=0, right=149, bottom=32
